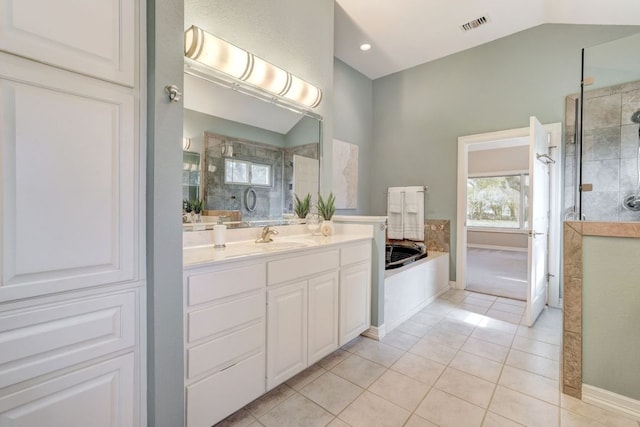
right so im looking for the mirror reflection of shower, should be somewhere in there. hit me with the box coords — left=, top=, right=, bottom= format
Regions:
left=622, top=110, right=640, bottom=211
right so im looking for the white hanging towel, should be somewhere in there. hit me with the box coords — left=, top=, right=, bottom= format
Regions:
left=387, top=187, right=404, bottom=239
left=403, top=187, right=424, bottom=241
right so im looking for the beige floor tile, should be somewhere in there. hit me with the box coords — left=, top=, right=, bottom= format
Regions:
left=368, top=369, right=430, bottom=411
left=533, top=308, right=562, bottom=329
left=299, top=371, right=363, bottom=415
left=464, top=295, right=496, bottom=308
left=471, top=327, right=515, bottom=348
left=395, top=320, right=432, bottom=337
left=449, top=351, right=504, bottom=383
left=245, top=422, right=262, bottom=427
left=391, top=352, right=446, bottom=385
left=491, top=302, right=525, bottom=315
left=498, top=365, right=559, bottom=405
left=505, top=349, right=559, bottom=380
left=338, top=391, right=411, bottom=427
left=404, top=414, right=438, bottom=427
left=285, top=363, right=326, bottom=391
left=331, top=354, right=386, bottom=388
left=352, top=339, right=405, bottom=367
left=415, top=388, right=485, bottom=427
left=516, top=324, right=561, bottom=346
left=495, top=297, right=526, bottom=308
left=489, top=386, right=559, bottom=427
left=462, top=337, right=509, bottom=363
left=246, top=383, right=296, bottom=418
left=466, top=292, right=498, bottom=302
left=560, top=395, right=639, bottom=427
left=341, top=336, right=365, bottom=352
left=420, top=301, right=455, bottom=317
left=380, top=329, right=421, bottom=351
left=478, top=318, right=519, bottom=334
left=214, top=408, right=258, bottom=427
left=423, top=327, right=468, bottom=349
left=485, top=309, right=522, bottom=325
left=410, top=311, right=443, bottom=327
left=445, top=307, right=489, bottom=325
left=408, top=337, right=458, bottom=364
left=457, top=302, right=490, bottom=315
left=327, top=418, right=351, bottom=427
left=318, top=349, right=351, bottom=370
left=511, top=335, right=560, bottom=361
left=434, top=367, right=496, bottom=408
left=259, top=393, right=333, bottom=427
left=561, top=409, right=606, bottom=427
left=482, top=411, right=524, bottom=426
left=432, top=317, right=477, bottom=336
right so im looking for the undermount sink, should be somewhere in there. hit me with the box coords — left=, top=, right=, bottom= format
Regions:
left=256, top=238, right=316, bottom=251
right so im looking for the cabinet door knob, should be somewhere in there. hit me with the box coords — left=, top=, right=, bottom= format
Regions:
left=165, top=84, right=182, bottom=102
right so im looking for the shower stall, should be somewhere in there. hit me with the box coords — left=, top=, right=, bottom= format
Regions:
left=564, top=32, right=640, bottom=221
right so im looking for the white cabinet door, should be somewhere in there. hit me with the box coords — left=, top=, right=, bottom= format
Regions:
left=307, top=272, right=339, bottom=365
left=266, top=281, right=308, bottom=390
left=339, top=262, right=371, bottom=345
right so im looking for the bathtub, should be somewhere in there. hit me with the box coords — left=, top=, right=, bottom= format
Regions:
left=385, top=243, right=428, bottom=269
left=384, top=251, right=450, bottom=333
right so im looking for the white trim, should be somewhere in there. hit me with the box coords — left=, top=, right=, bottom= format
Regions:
left=467, top=244, right=528, bottom=252
left=457, top=122, right=562, bottom=309
left=449, top=280, right=461, bottom=290
left=468, top=169, right=529, bottom=178
left=362, top=324, right=386, bottom=341
left=582, top=384, right=640, bottom=421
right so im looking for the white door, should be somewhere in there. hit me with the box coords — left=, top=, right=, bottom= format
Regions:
left=525, top=116, right=550, bottom=326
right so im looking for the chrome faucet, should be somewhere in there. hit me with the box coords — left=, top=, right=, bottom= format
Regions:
left=256, top=225, right=278, bottom=243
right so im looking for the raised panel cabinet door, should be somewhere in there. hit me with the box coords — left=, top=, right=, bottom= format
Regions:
left=0, top=353, right=135, bottom=426
left=0, top=0, right=136, bottom=86
left=266, top=281, right=307, bottom=390
left=0, top=54, right=137, bottom=302
left=307, top=272, right=339, bottom=365
left=339, top=262, right=371, bottom=346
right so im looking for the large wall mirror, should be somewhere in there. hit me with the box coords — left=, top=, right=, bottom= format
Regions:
left=183, top=72, right=322, bottom=230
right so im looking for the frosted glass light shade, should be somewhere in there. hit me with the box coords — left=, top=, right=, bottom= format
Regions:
left=184, top=25, right=322, bottom=108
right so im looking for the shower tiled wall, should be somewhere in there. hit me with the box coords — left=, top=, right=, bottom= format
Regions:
left=565, top=80, right=640, bottom=221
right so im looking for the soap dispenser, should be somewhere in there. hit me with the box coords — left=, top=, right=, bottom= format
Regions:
left=213, top=219, right=226, bottom=248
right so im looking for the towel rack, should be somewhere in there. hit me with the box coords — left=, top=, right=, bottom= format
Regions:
left=385, top=185, right=429, bottom=194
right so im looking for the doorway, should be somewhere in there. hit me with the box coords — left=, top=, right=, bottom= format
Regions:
left=456, top=120, right=563, bottom=325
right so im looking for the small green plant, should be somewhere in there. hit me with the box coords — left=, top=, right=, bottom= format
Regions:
left=183, top=199, right=193, bottom=213
left=316, top=193, right=336, bottom=220
left=191, top=199, right=204, bottom=214
left=293, top=193, right=311, bottom=218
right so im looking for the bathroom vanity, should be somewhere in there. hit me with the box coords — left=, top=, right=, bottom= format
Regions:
left=182, top=227, right=372, bottom=427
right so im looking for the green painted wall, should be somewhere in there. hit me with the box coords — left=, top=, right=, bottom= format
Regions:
left=583, top=236, right=640, bottom=400
left=370, top=24, right=640, bottom=280
left=334, top=58, right=374, bottom=215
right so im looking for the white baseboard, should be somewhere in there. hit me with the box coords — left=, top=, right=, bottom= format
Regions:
left=362, top=324, right=386, bottom=341
left=582, top=384, right=640, bottom=421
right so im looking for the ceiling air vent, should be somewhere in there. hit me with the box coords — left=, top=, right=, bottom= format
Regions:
left=460, top=15, right=490, bottom=31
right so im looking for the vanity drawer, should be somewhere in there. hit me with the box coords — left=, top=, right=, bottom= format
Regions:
left=340, top=242, right=371, bottom=266
left=186, top=351, right=265, bottom=427
left=267, top=249, right=338, bottom=285
left=187, top=262, right=266, bottom=307
left=187, top=291, right=265, bottom=343
left=187, top=321, right=264, bottom=379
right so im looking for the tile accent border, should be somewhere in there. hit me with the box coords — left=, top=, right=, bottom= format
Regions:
left=562, top=221, right=640, bottom=399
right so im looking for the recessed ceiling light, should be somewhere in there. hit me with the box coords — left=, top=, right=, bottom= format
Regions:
left=360, top=43, right=371, bottom=51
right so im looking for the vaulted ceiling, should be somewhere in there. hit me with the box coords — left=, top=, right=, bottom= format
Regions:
left=335, top=0, right=640, bottom=79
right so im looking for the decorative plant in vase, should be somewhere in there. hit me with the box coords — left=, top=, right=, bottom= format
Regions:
left=190, top=199, right=204, bottom=223
left=317, top=193, right=336, bottom=236
left=293, top=193, right=311, bottom=220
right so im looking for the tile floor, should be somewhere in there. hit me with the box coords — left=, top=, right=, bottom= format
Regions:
left=215, top=290, right=640, bottom=427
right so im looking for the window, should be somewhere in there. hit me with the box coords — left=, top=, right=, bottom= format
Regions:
left=467, top=174, right=529, bottom=229
left=224, top=158, right=272, bottom=186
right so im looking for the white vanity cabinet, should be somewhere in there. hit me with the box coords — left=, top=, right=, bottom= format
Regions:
left=266, top=250, right=340, bottom=390
left=339, top=242, right=373, bottom=345
left=183, top=261, right=267, bottom=427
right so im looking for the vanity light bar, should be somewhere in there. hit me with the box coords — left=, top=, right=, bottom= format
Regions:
left=184, top=25, right=322, bottom=109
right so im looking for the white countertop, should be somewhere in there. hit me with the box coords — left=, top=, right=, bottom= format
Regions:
left=184, top=233, right=372, bottom=269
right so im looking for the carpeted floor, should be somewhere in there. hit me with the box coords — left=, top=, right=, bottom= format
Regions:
left=466, top=247, right=527, bottom=301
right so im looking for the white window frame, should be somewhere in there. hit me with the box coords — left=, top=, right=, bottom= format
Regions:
left=224, top=158, right=273, bottom=187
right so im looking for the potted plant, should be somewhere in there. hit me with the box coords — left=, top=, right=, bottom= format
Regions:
left=316, top=193, right=336, bottom=236
left=293, top=193, right=311, bottom=220
left=191, top=199, right=204, bottom=223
